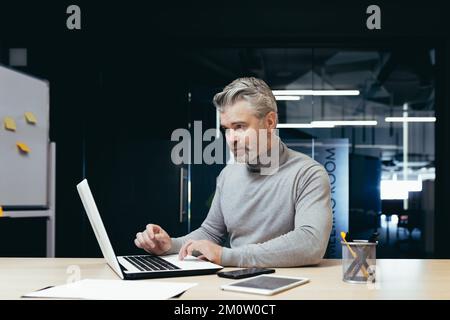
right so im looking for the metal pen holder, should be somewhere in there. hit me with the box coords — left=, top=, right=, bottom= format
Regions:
left=341, top=240, right=377, bottom=284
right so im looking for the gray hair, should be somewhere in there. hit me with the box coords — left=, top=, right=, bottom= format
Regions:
left=213, top=77, right=278, bottom=121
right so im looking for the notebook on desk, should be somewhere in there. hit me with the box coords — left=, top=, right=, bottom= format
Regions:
left=23, top=279, right=197, bottom=300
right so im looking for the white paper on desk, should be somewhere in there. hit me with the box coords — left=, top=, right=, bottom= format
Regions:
left=23, top=279, right=197, bottom=300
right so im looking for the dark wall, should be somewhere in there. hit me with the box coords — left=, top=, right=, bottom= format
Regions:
left=1, top=1, right=450, bottom=257
left=349, top=154, right=381, bottom=239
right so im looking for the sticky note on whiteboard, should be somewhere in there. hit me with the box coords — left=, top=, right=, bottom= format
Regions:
left=4, top=117, right=17, bottom=131
left=24, top=112, right=37, bottom=124
left=16, top=142, right=31, bottom=154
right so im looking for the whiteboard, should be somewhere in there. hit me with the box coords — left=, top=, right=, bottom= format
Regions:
left=0, top=65, right=49, bottom=208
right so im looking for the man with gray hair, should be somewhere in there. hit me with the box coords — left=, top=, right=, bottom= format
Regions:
left=134, top=77, right=332, bottom=267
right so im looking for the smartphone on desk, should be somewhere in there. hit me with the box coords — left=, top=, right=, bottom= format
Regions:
left=217, top=268, right=275, bottom=279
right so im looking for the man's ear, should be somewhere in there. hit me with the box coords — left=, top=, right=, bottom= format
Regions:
left=265, top=111, right=277, bottom=130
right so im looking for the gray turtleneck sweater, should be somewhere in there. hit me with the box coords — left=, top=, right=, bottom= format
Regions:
left=167, top=140, right=332, bottom=267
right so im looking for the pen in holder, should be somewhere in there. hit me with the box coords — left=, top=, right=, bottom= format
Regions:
left=341, top=240, right=377, bottom=284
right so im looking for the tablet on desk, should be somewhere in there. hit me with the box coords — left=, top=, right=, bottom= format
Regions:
left=221, top=274, right=309, bottom=296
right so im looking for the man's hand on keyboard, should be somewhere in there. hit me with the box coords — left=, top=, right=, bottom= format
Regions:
left=178, top=239, right=222, bottom=265
left=134, top=224, right=172, bottom=255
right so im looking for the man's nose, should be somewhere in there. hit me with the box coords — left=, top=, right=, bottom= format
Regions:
left=226, top=129, right=239, bottom=143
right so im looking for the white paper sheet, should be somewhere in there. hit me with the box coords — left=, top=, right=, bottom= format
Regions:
left=23, top=279, right=197, bottom=300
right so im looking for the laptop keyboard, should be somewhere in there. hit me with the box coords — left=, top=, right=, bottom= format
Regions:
left=124, top=255, right=181, bottom=272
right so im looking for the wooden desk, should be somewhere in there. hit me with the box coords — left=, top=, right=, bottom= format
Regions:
left=1, top=258, right=449, bottom=299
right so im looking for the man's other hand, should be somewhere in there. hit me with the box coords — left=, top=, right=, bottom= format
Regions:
left=134, top=224, right=172, bottom=255
left=178, top=239, right=222, bottom=265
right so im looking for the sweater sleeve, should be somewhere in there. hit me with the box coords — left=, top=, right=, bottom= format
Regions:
left=220, top=165, right=332, bottom=267
left=165, top=172, right=228, bottom=254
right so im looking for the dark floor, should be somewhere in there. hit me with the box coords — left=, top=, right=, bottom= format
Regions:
left=376, top=215, right=430, bottom=259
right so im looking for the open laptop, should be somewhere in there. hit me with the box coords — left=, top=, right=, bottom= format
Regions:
left=76, top=179, right=223, bottom=280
